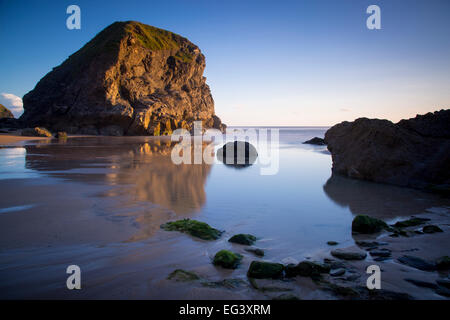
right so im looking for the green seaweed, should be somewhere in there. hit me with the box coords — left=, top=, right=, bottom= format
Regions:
left=160, top=219, right=223, bottom=240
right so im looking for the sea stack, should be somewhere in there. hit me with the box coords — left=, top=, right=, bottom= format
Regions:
left=20, top=21, right=225, bottom=135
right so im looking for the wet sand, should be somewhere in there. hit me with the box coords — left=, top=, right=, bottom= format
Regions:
left=0, top=132, right=449, bottom=299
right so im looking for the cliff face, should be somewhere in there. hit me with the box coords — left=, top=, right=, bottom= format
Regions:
left=20, top=21, right=225, bottom=135
left=324, top=109, right=450, bottom=192
left=0, top=104, right=14, bottom=119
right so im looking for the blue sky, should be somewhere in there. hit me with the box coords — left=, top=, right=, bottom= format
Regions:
left=0, top=0, right=449, bottom=125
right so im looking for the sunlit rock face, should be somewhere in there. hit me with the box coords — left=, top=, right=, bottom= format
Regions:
left=20, top=21, right=225, bottom=135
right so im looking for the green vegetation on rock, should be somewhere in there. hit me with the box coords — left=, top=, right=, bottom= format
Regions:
left=247, top=261, right=284, bottom=279
left=352, top=215, right=389, bottom=234
left=160, top=219, right=223, bottom=240
left=228, top=234, right=257, bottom=245
left=213, top=250, right=243, bottom=269
left=167, top=269, right=200, bottom=282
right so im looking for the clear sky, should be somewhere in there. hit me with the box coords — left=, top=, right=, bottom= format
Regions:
left=0, top=0, right=449, bottom=125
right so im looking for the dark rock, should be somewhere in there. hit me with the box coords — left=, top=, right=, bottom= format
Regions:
left=422, top=225, right=443, bottom=233
left=213, top=250, right=243, bottom=269
left=394, top=217, right=430, bottom=228
left=228, top=233, right=257, bottom=245
left=330, top=268, right=346, bottom=277
left=247, top=261, right=284, bottom=279
left=324, top=110, right=450, bottom=191
left=327, top=241, right=338, bottom=246
left=397, top=255, right=436, bottom=271
left=436, top=256, right=450, bottom=270
left=303, top=137, right=326, bottom=145
left=356, top=240, right=387, bottom=248
left=160, top=219, right=223, bottom=240
left=331, top=249, right=367, bottom=260
left=245, top=248, right=264, bottom=257
left=404, top=278, right=438, bottom=289
left=20, top=21, right=225, bottom=135
left=272, top=293, right=300, bottom=300
left=21, top=127, right=52, bottom=137
left=434, top=287, right=450, bottom=297
left=285, top=261, right=330, bottom=278
left=352, top=215, right=389, bottom=234
left=167, top=269, right=200, bottom=282
left=436, top=278, right=450, bottom=289
left=217, top=141, right=258, bottom=167
left=201, top=278, right=246, bottom=289
left=369, top=248, right=392, bottom=258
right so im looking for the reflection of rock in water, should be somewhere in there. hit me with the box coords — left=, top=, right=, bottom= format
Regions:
left=108, top=143, right=211, bottom=215
left=217, top=141, right=258, bottom=168
left=323, top=174, right=450, bottom=220
left=23, top=137, right=212, bottom=240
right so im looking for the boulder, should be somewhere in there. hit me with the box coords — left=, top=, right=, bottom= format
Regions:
left=422, top=225, right=443, bottom=234
left=160, top=219, right=223, bottom=240
left=228, top=234, right=257, bottom=245
left=213, top=250, right=242, bottom=269
left=217, top=141, right=258, bottom=167
left=285, top=261, right=330, bottom=278
left=303, top=137, right=326, bottom=145
left=247, top=261, right=284, bottom=279
left=324, top=110, right=450, bottom=192
left=20, top=21, right=225, bottom=135
left=331, top=249, right=367, bottom=260
left=352, top=215, right=389, bottom=234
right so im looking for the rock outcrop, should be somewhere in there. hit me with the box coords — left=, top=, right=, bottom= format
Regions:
left=0, top=104, right=14, bottom=119
left=324, top=109, right=450, bottom=192
left=20, top=21, right=225, bottom=135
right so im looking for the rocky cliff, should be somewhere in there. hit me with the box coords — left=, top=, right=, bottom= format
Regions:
left=324, top=109, right=450, bottom=193
left=20, top=21, right=225, bottom=135
left=0, top=104, right=14, bottom=119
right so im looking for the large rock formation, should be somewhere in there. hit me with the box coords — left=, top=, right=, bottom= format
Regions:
left=324, top=109, right=450, bottom=192
left=20, top=21, right=225, bottom=135
left=0, top=104, right=14, bottom=119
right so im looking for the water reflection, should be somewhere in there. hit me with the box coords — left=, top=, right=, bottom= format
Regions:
left=22, top=138, right=212, bottom=239
left=323, top=174, right=450, bottom=220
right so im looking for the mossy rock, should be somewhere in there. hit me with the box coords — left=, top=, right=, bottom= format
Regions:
left=160, top=219, right=223, bottom=240
left=167, top=269, right=200, bottom=282
left=352, top=215, right=388, bottom=234
left=228, top=234, right=257, bottom=245
left=247, top=261, right=284, bottom=279
left=422, top=225, right=443, bottom=234
left=0, top=104, right=14, bottom=119
left=393, top=217, right=430, bottom=228
left=213, top=250, right=243, bottom=269
left=21, top=127, right=52, bottom=137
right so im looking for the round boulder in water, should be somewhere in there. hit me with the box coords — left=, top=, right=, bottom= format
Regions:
left=217, top=141, right=258, bottom=167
